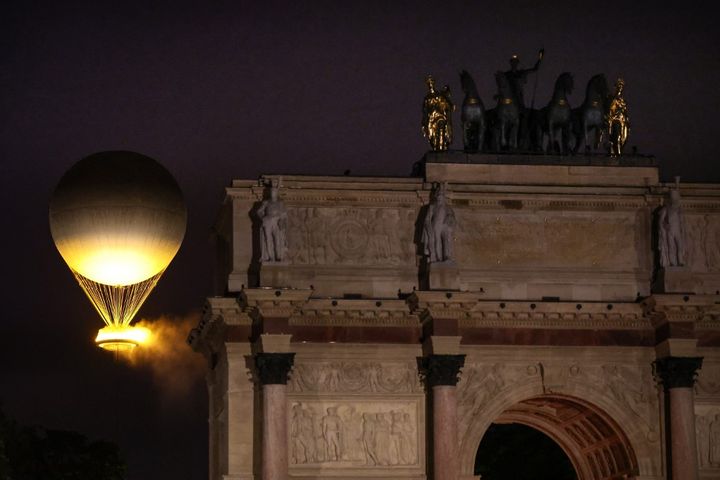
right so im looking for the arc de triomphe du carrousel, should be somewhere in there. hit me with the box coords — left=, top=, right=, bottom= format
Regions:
left=189, top=72, right=720, bottom=480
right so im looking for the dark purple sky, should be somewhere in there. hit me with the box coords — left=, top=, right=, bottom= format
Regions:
left=1, top=2, right=719, bottom=479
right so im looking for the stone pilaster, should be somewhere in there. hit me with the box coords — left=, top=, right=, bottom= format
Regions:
left=424, top=354, right=465, bottom=480
left=256, top=352, right=295, bottom=480
left=654, top=356, right=703, bottom=480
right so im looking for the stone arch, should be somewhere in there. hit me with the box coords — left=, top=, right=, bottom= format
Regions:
left=459, top=381, right=658, bottom=479
left=492, top=394, right=637, bottom=479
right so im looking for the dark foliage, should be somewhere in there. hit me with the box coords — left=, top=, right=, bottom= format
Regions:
left=0, top=406, right=125, bottom=480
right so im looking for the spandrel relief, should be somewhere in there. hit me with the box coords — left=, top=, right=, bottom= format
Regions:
left=457, top=361, right=660, bottom=443
left=286, top=207, right=416, bottom=266
left=289, top=400, right=420, bottom=468
left=289, top=361, right=423, bottom=394
left=455, top=212, right=638, bottom=269
left=696, top=362, right=720, bottom=399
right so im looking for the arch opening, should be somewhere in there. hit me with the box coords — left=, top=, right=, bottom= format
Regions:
left=474, top=394, right=638, bottom=480
left=475, top=423, right=577, bottom=480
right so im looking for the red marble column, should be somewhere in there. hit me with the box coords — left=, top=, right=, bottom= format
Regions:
left=425, top=354, right=465, bottom=480
left=256, top=352, right=295, bottom=480
left=655, top=356, right=703, bottom=480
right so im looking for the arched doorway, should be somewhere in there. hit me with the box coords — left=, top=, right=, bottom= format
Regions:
left=475, top=394, right=638, bottom=480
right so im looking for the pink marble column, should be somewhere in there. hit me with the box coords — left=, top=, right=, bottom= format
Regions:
left=256, top=352, right=295, bottom=480
left=669, top=387, right=698, bottom=480
left=425, top=354, right=465, bottom=480
left=433, top=385, right=459, bottom=480
left=655, top=356, right=703, bottom=480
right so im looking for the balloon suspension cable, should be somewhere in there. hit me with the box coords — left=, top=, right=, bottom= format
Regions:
left=72, top=270, right=164, bottom=327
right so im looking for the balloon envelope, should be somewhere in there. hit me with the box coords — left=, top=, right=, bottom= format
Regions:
left=49, top=151, right=186, bottom=348
left=49, top=151, right=186, bottom=286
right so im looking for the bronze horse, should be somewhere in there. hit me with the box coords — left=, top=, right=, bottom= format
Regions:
left=460, top=70, right=486, bottom=152
left=490, top=71, right=520, bottom=150
left=537, top=72, right=574, bottom=154
left=572, top=74, right=609, bottom=153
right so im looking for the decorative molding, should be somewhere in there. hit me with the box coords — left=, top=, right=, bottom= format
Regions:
left=241, top=288, right=312, bottom=319
left=255, top=352, right=295, bottom=385
left=289, top=361, right=422, bottom=394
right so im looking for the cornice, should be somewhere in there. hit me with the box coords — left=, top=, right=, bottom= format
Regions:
left=291, top=299, right=418, bottom=327
left=241, top=288, right=313, bottom=319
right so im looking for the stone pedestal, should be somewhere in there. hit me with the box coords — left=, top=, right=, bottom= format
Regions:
left=424, top=354, right=465, bottom=480
left=258, top=262, right=292, bottom=288
left=653, top=267, right=698, bottom=294
left=255, top=352, right=295, bottom=480
left=654, top=356, right=703, bottom=480
left=428, top=261, right=460, bottom=290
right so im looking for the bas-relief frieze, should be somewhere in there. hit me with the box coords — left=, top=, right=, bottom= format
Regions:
left=454, top=212, right=639, bottom=269
left=457, top=360, right=660, bottom=442
left=289, top=400, right=420, bottom=469
left=685, top=214, right=720, bottom=272
left=285, top=207, right=416, bottom=266
left=289, top=361, right=423, bottom=395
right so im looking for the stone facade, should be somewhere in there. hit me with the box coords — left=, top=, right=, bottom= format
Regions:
left=190, top=154, right=720, bottom=480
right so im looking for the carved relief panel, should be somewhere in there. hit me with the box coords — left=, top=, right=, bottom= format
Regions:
left=288, top=399, right=422, bottom=471
left=285, top=207, right=417, bottom=266
left=288, top=358, right=425, bottom=475
left=685, top=213, right=720, bottom=272
left=454, top=211, right=641, bottom=271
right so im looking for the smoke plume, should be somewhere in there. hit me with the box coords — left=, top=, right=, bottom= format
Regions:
left=123, top=313, right=206, bottom=400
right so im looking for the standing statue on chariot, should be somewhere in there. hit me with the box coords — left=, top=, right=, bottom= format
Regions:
left=422, top=75, right=455, bottom=151
left=501, top=49, right=544, bottom=150
left=605, top=77, right=630, bottom=156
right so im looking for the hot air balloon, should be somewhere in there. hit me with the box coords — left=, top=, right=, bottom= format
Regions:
left=49, top=151, right=187, bottom=351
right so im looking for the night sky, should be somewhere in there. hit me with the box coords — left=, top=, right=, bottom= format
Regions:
left=1, top=2, right=719, bottom=479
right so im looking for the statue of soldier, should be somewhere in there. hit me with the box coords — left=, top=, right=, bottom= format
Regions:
left=257, top=178, right=288, bottom=262
left=605, top=77, right=630, bottom=156
left=502, top=49, right=544, bottom=148
left=422, top=75, right=454, bottom=151
left=657, top=179, right=685, bottom=268
left=422, top=182, right=457, bottom=263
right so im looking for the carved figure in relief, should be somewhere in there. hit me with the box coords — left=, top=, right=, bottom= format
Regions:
left=400, top=413, right=417, bottom=463
left=657, top=179, right=686, bottom=268
left=257, top=178, right=288, bottom=262
left=710, top=414, right=720, bottom=466
left=362, top=413, right=379, bottom=465
left=390, top=411, right=403, bottom=465
left=422, top=182, right=457, bottom=263
left=375, top=413, right=393, bottom=465
left=291, top=404, right=316, bottom=464
left=697, top=414, right=710, bottom=468
left=322, top=407, right=343, bottom=461
left=458, top=364, right=509, bottom=430
left=341, top=407, right=365, bottom=462
left=601, top=365, right=654, bottom=424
